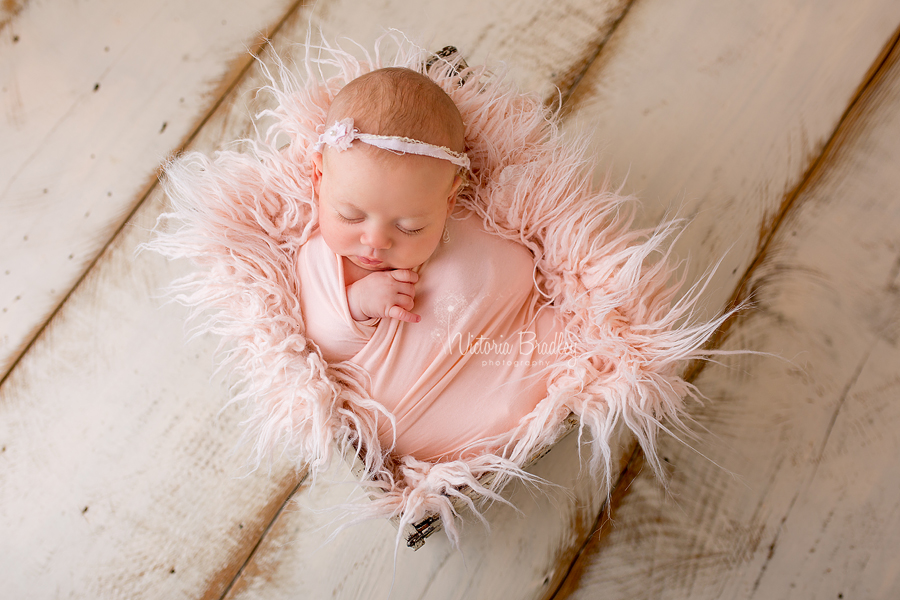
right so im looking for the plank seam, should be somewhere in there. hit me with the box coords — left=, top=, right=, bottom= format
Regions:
left=544, top=441, right=641, bottom=600
left=549, top=0, right=637, bottom=112
left=215, top=472, right=309, bottom=600
left=0, top=0, right=309, bottom=389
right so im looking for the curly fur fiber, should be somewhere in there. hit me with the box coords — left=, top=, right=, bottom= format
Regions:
left=150, top=33, right=731, bottom=547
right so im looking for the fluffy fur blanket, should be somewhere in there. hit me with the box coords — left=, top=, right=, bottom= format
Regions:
left=151, top=34, right=729, bottom=547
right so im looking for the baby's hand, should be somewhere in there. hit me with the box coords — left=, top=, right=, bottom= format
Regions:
left=346, top=269, right=421, bottom=323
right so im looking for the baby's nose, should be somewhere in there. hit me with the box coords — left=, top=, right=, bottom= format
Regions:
left=361, top=228, right=391, bottom=250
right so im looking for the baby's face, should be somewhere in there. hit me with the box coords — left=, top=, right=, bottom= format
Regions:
left=313, top=147, right=461, bottom=273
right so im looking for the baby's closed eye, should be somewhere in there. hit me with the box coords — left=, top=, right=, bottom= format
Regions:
left=397, top=224, right=426, bottom=235
left=336, top=211, right=363, bottom=224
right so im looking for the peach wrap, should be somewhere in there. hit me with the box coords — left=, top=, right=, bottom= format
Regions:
left=298, top=213, right=563, bottom=461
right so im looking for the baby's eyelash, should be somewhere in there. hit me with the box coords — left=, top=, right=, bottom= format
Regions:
left=336, top=212, right=361, bottom=224
left=336, top=212, right=422, bottom=235
left=398, top=225, right=425, bottom=235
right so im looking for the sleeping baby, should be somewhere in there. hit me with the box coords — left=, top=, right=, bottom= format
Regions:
left=152, top=37, right=724, bottom=545
left=298, top=67, right=564, bottom=461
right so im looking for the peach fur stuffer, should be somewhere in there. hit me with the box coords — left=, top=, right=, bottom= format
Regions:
left=149, top=33, right=734, bottom=547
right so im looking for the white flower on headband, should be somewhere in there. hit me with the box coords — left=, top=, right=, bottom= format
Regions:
left=316, top=118, right=356, bottom=151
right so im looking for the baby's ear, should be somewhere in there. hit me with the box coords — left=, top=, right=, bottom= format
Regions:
left=311, top=152, right=324, bottom=195
left=447, top=174, right=463, bottom=212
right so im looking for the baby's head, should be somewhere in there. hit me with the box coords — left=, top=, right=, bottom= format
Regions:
left=312, top=67, right=466, bottom=273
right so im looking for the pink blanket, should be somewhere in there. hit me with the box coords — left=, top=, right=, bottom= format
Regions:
left=151, top=35, right=732, bottom=546
left=298, top=212, right=562, bottom=461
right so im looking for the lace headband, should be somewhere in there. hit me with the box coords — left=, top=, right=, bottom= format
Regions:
left=314, top=118, right=470, bottom=170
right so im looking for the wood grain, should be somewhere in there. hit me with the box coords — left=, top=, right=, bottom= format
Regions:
left=224, top=431, right=632, bottom=600
left=556, top=20, right=900, bottom=600
left=0, top=0, right=300, bottom=378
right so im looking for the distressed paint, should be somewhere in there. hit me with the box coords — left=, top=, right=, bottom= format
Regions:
left=0, top=190, right=304, bottom=598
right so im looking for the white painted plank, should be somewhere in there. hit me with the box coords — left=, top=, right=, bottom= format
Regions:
left=562, top=0, right=900, bottom=322
left=562, top=29, right=900, bottom=600
left=0, top=0, right=299, bottom=377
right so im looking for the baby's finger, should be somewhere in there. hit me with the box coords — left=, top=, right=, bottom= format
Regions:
left=390, top=269, right=419, bottom=284
left=394, top=281, right=417, bottom=299
left=393, top=293, right=415, bottom=311
left=388, top=305, right=421, bottom=323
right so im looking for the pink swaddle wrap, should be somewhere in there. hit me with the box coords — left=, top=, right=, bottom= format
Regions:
left=298, top=212, right=562, bottom=461
left=150, top=34, right=734, bottom=547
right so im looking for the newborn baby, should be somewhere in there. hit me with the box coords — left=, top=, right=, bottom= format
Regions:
left=154, top=40, right=721, bottom=544
left=297, top=67, right=563, bottom=461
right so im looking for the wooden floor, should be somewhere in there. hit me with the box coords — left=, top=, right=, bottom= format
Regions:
left=2, top=1, right=899, bottom=598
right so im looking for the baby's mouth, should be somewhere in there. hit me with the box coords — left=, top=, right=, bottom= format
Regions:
left=357, top=255, right=383, bottom=267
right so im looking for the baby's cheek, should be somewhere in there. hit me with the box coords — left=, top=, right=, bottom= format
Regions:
left=318, top=216, right=348, bottom=255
